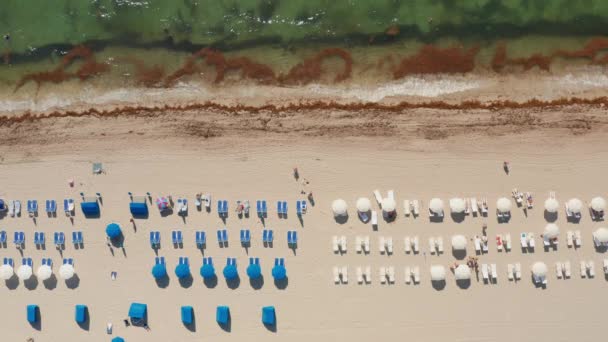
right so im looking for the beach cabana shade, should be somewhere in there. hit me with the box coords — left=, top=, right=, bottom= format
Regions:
left=112, top=338, right=125, bottom=342
left=156, top=197, right=169, bottom=211
left=451, top=235, right=467, bottom=250
left=531, top=262, right=548, bottom=277
left=129, top=202, right=148, bottom=217
left=272, top=265, right=287, bottom=280
left=454, top=265, right=471, bottom=280
left=200, top=264, right=215, bottom=279
left=151, top=264, right=167, bottom=279
left=80, top=198, right=100, bottom=217
left=449, top=198, right=466, bottom=213
left=593, top=227, right=608, bottom=244
left=128, top=303, right=147, bottom=320
left=567, top=198, right=583, bottom=213
left=544, top=198, right=559, bottom=213
left=543, top=224, right=560, bottom=239
left=75, top=305, right=87, bottom=324
left=223, top=265, right=238, bottom=280
left=262, top=306, right=276, bottom=325
left=430, top=265, right=446, bottom=281
left=37, top=265, right=52, bottom=281
left=0, top=264, right=14, bottom=280
left=331, top=199, right=348, bottom=216
left=246, top=264, right=262, bottom=279
left=59, top=264, right=75, bottom=280
left=591, top=197, right=607, bottom=212
left=106, top=223, right=122, bottom=239
left=175, top=264, right=190, bottom=279
left=27, top=305, right=38, bottom=323
left=496, top=197, right=512, bottom=212
left=356, top=197, right=371, bottom=212
left=216, top=306, right=230, bottom=325
left=17, top=265, right=33, bottom=280
left=429, top=198, right=444, bottom=213
left=381, top=198, right=396, bottom=212
left=181, top=306, right=193, bottom=325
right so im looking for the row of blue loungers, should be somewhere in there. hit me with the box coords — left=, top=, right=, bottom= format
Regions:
left=152, top=256, right=287, bottom=281
left=14, top=199, right=75, bottom=215
left=2, top=231, right=84, bottom=247
left=254, top=200, right=307, bottom=217
left=154, top=229, right=297, bottom=248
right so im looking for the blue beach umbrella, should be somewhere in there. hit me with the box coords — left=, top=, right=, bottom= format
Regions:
left=223, top=265, right=238, bottom=280
left=246, top=264, right=262, bottom=279
left=175, top=264, right=190, bottom=279
left=112, top=337, right=125, bottom=342
left=105, top=223, right=121, bottom=239
left=200, top=264, right=215, bottom=279
left=272, top=265, right=286, bottom=280
left=152, top=264, right=167, bottom=279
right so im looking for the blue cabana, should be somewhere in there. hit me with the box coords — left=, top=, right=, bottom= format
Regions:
left=262, top=306, right=276, bottom=325
left=216, top=306, right=230, bottom=325
left=106, top=223, right=122, bottom=239
left=181, top=306, right=193, bottom=325
left=272, top=265, right=286, bottom=280
left=246, top=264, right=262, bottom=279
left=27, top=304, right=38, bottom=323
left=112, top=337, right=125, bottom=342
left=223, top=265, right=238, bottom=280
left=200, top=264, right=215, bottom=279
left=80, top=201, right=100, bottom=217
left=129, top=202, right=148, bottom=217
left=128, top=303, right=147, bottom=321
left=75, top=304, right=87, bottom=324
left=152, top=264, right=167, bottom=279
left=175, top=264, right=190, bottom=279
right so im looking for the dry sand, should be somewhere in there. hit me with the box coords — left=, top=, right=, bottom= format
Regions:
left=0, top=107, right=607, bottom=342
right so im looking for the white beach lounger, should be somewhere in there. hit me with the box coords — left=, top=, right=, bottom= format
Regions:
left=507, top=264, right=514, bottom=281
left=412, top=236, right=419, bottom=254
left=8, top=200, right=14, bottom=217
left=556, top=262, right=563, bottom=279
left=481, top=198, right=488, bottom=215
left=436, top=237, right=444, bottom=254
left=371, top=210, right=378, bottom=226
left=565, top=203, right=572, bottom=218
left=566, top=231, right=573, bottom=248
left=520, top=233, right=528, bottom=248
left=357, top=267, right=363, bottom=284
left=574, top=230, right=582, bottom=247
left=543, top=238, right=551, bottom=248
left=379, top=267, right=387, bottom=284
left=587, top=261, right=595, bottom=278
left=404, top=266, right=411, bottom=284
left=491, top=264, right=498, bottom=281
left=363, top=236, right=370, bottom=253
left=365, top=266, right=371, bottom=283
left=386, top=237, right=393, bottom=254
left=528, top=233, right=536, bottom=249
left=340, top=236, right=347, bottom=253
left=412, top=266, right=420, bottom=284
left=404, top=236, right=411, bottom=253
left=412, top=200, right=420, bottom=216
left=482, top=240, right=489, bottom=253
left=387, top=266, right=395, bottom=284
left=474, top=237, right=482, bottom=253
left=465, top=198, right=471, bottom=215
left=563, top=261, right=571, bottom=278
left=514, top=263, right=522, bottom=280
left=580, top=261, right=587, bottom=278
left=429, top=237, right=436, bottom=254
left=505, top=233, right=512, bottom=251
left=403, top=200, right=411, bottom=216
left=373, top=190, right=383, bottom=205
left=106, top=323, right=113, bottom=334
left=471, top=197, right=478, bottom=215
left=482, top=264, right=489, bottom=282
left=355, top=236, right=362, bottom=253
left=341, top=266, right=348, bottom=284
left=604, top=259, right=608, bottom=275
left=15, top=200, right=21, bottom=216
left=332, top=236, right=339, bottom=253
left=333, top=267, right=340, bottom=284
left=387, top=190, right=394, bottom=200
left=379, top=236, right=386, bottom=254
left=497, top=235, right=503, bottom=252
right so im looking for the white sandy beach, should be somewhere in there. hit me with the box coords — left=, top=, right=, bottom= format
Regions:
left=0, top=124, right=607, bottom=341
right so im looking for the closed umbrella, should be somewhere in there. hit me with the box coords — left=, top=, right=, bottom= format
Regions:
left=0, top=264, right=14, bottom=280
left=105, top=223, right=121, bottom=239
left=200, top=264, right=216, bottom=279
left=449, top=198, right=466, bottom=213
left=272, top=265, right=287, bottom=280
left=381, top=198, right=396, bottom=212
left=430, top=265, right=446, bottom=281
left=454, top=265, right=471, bottom=280
left=451, top=235, right=467, bottom=250
left=332, top=199, right=347, bottom=216
left=175, top=264, right=190, bottom=279
left=59, top=264, right=75, bottom=280
left=593, top=227, right=608, bottom=244
left=17, top=265, right=32, bottom=280
left=223, top=265, right=238, bottom=280
left=544, top=198, right=559, bottom=213
left=496, top=197, right=512, bottom=213
left=567, top=198, right=583, bottom=213
left=356, top=197, right=371, bottom=212
left=591, top=197, right=606, bottom=212
left=151, top=264, right=167, bottom=279
left=246, top=264, right=262, bottom=279
left=37, top=265, right=52, bottom=281
left=429, top=198, right=444, bottom=214
left=531, top=262, right=547, bottom=277
left=543, top=224, right=560, bottom=239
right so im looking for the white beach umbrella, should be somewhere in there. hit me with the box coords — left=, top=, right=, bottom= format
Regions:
left=567, top=198, right=583, bottom=214
left=0, top=264, right=14, bottom=280
left=590, top=197, right=607, bottom=212
left=381, top=198, right=396, bottom=212
left=543, top=224, right=560, bottom=239
left=331, top=199, right=348, bottom=216
left=430, top=265, right=446, bottom=281
left=451, top=235, right=467, bottom=250
left=429, top=198, right=444, bottom=214
left=17, top=265, right=33, bottom=280
left=454, top=265, right=471, bottom=280
left=449, top=198, right=466, bottom=213
left=59, top=264, right=75, bottom=280
left=496, top=197, right=512, bottom=213
left=531, top=262, right=548, bottom=277
left=544, top=198, right=559, bottom=213
left=37, top=265, right=52, bottom=281
left=356, top=197, right=371, bottom=212
left=593, top=227, right=608, bottom=244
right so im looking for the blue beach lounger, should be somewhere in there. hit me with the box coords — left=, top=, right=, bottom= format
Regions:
left=195, top=231, right=206, bottom=246
left=46, top=200, right=57, bottom=213
left=222, top=229, right=228, bottom=243
left=63, top=258, right=74, bottom=265
left=4, top=257, right=13, bottom=267
left=14, top=231, right=25, bottom=246
left=262, top=306, right=276, bottom=325
left=27, top=305, right=39, bottom=323
left=0, top=230, right=6, bottom=244
left=75, top=305, right=87, bottom=324
left=27, top=200, right=38, bottom=214
left=216, top=306, right=230, bottom=325
left=181, top=306, right=193, bottom=325
left=54, top=232, right=65, bottom=246
left=203, top=257, right=213, bottom=265
left=149, top=231, right=160, bottom=247
left=64, top=198, right=74, bottom=214
left=23, top=257, right=33, bottom=267
left=257, top=200, right=267, bottom=217
left=34, top=232, right=45, bottom=245
left=72, top=231, right=83, bottom=244
left=217, top=230, right=223, bottom=243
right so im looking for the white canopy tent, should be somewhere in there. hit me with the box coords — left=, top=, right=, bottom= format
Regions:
left=451, top=235, right=467, bottom=250
left=429, top=198, right=444, bottom=214
left=449, top=198, right=466, bottom=213
left=430, top=265, right=446, bottom=281
left=454, top=265, right=471, bottom=280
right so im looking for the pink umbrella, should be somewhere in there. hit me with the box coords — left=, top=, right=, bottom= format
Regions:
left=156, top=197, right=169, bottom=210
